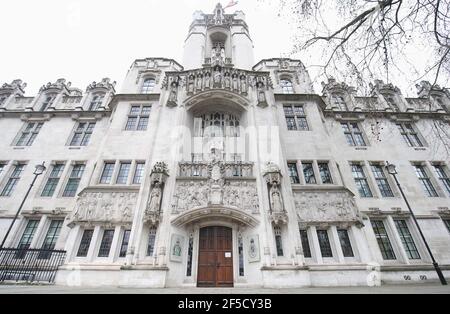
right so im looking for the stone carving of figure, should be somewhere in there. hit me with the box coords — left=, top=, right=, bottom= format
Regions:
left=240, top=75, right=248, bottom=94
left=148, top=183, right=162, bottom=213
left=204, top=72, right=211, bottom=89
left=224, top=73, right=231, bottom=89
left=257, top=82, right=266, bottom=103
left=187, top=75, right=195, bottom=94
left=169, top=82, right=178, bottom=103
left=196, top=75, right=203, bottom=91
left=213, top=67, right=222, bottom=88
left=220, top=48, right=225, bottom=61
left=270, top=183, right=284, bottom=213
left=249, top=238, right=257, bottom=259
left=232, top=74, right=239, bottom=91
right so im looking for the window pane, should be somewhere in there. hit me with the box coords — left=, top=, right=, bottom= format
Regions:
left=62, top=164, right=85, bottom=197
left=147, top=228, right=157, bottom=256
left=133, top=163, right=145, bottom=184
left=287, top=163, right=300, bottom=184
left=371, top=220, right=396, bottom=260
left=394, top=220, right=421, bottom=260
left=274, top=227, right=284, bottom=256
left=137, top=117, right=149, bottom=131
left=100, top=163, right=115, bottom=184
left=119, top=230, right=131, bottom=258
left=303, top=163, right=316, bottom=184
left=1, top=164, right=25, bottom=197
left=352, top=164, right=373, bottom=197
left=116, top=162, right=131, bottom=184
left=18, top=220, right=40, bottom=250
left=76, top=230, right=94, bottom=257
left=300, top=230, right=312, bottom=258
left=125, top=117, right=137, bottom=130
left=434, top=165, right=450, bottom=195
left=286, top=117, right=297, bottom=130
left=338, top=229, right=354, bottom=257
left=39, top=220, right=63, bottom=259
left=317, top=230, right=333, bottom=258
left=319, top=163, right=333, bottom=184
left=415, top=165, right=438, bottom=197
left=98, top=230, right=115, bottom=257
left=371, top=165, right=394, bottom=197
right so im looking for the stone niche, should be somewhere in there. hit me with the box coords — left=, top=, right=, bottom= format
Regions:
left=68, top=189, right=138, bottom=227
left=294, top=189, right=363, bottom=227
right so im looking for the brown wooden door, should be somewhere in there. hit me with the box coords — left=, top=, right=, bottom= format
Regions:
left=197, top=226, right=234, bottom=287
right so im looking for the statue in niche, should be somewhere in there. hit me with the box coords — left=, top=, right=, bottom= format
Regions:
left=269, top=183, right=284, bottom=213
left=232, top=74, right=239, bottom=91
left=240, top=75, right=248, bottom=94
left=173, top=239, right=182, bottom=257
left=224, top=73, right=231, bottom=89
left=148, top=182, right=162, bottom=213
left=196, top=75, right=203, bottom=91
left=257, top=82, right=266, bottom=103
left=169, top=82, right=178, bottom=103
left=204, top=72, right=211, bottom=89
left=187, top=75, right=195, bottom=94
left=213, top=66, right=222, bottom=88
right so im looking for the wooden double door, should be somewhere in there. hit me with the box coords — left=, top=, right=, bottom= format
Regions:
left=197, top=226, right=234, bottom=287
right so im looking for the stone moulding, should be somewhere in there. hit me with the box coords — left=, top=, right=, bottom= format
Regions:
left=171, top=206, right=259, bottom=228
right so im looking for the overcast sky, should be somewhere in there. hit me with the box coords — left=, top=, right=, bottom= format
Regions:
left=0, top=0, right=444, bottom=97
left=0, top=0, right=294, bottom=96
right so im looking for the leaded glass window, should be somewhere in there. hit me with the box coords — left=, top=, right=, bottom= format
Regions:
left=119, top=230, right=131, bottom=258
left=98, top=230, right=115, bottom=257
left=125, top=105, right=151, bottom=131
left=133, top=162, right=145, bottom=184
left=76, top=229, right=94, bottom=257
left=371, top=220, right=396, bottom=260
left=39, top=220, right=63, bottom=259
left=1, top=163, right=25, bottom=197
left=100, top=162, right=115, bottom=184
left=397, top=123, right=423, bottom=147
left=283, top=105, right=309, bottom=131
left=300, top=229, right=312, bottom=258
left=394, top=220, right=421, bottom=260
left=341, top=122, right=366, bottom=146
left=317, top=230, right=333, bottom=258
left=371, top=164, right=394, bottom=197
left=337, top=229, right=354, bottom=257
left=15, top=122, right=43, bottom=146
left=280, top=79, right=294, bottom=94
left=186, top=235, right=194, bottom=277
left=147, top=227, right=157, bottom=256
left=287, top=163, right=300, bottom=184
left=116, top=162, right=131, bottom=184
left=17, top=220, right=39, bottom=251
left=274, top=227, right=284, bottom=256
left=414, top=165, right=438, bottom=197
left=318, top=162, right=333, bottom=184
left=41, top=163, right=65, bottom=197
left=88, top=93, right=105, bottom=111
left=434, top=165, right=450, bottom=195
left=351, top=164, right=373, bottom=197
left=62, top=164, right=85, bottom=197
left=70, top=122, right=96, bottom=146
left=141, top=78, right=156, bottom=94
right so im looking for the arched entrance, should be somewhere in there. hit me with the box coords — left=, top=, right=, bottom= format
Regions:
left=197, top=226, right=233, bottom=287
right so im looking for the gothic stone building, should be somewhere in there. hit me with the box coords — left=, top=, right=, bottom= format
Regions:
left=1, top=4, right=450, bottom=288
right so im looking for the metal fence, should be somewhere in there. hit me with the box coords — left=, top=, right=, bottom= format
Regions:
left=0, top=248, right=66, bottom=283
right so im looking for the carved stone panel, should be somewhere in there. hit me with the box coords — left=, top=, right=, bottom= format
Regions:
left=171, top=180, right=259, bottom=215
left=70, top=191, right=137, bottom=225
left=294, top=190, right=363, bottom=226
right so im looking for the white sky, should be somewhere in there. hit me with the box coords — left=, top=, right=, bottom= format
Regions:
left=0, top=0, right=444, bottom=97
left=0, top=0, right=293, bottom=96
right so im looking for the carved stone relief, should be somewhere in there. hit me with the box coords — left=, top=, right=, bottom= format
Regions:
left=70, top=191, right=137, bottom=225
left=294, top=191, right=363, bottom=225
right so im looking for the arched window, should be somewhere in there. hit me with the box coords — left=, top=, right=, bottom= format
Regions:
left=141, top=78, right=156, bottom=94
left=88, top=93, right=105, bottom=111
left=197, top=112, right=240, bottom=138
left=280, top=79, right=294, bottom=94
left=40, top=94, right=56, bottom=111
left=332, top=94, right=348, bottom=111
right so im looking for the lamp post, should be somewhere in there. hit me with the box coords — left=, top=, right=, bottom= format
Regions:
left=0, top=162, right=46, bottom=250
left=385, top=162, right=447, bottom=285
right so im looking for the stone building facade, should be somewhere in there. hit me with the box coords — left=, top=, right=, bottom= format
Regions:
left=0, top=4, right=449, bottom=288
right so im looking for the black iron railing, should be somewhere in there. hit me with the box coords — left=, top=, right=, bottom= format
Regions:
left=0, top=248, right=66, bottom=283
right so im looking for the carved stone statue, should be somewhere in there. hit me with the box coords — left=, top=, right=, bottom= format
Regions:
left=213, top=67, right=222, bottom=88
left=240, top=75, right=248, bottom=94
left=148, top=182, right=162, bottom=213
left=168, top=82, right=178, bottom=104
left=187, top=75, right=195, bottom=94
left=257, top=82, right=266, bottom=103
left=196, top=75, right=203, bottom=91
left=204, top=72, right=211, bottom=89
left=232, top=74, right=239, bottom=91
left=224, top=73, right=231, bottom=89
left=270, top=183, right=284, bottom=213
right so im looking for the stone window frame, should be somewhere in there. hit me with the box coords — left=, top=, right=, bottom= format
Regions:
left=283, top=103, right=310, bottom=131
left=87, top=92, right=106, bottom=111
left=382, top=93, right=401, bottom=111
left=0, top=161, right=28, bottom=197
left=140, top=76, right=157, bottom=94
left=0, top=160, right=9, bottom=180
left=61, top=161, right=86, bottom=198
left=13, top=121, right=44, bottom=147
left=411, top=162, right=440, bottom=198
left=0, top=93, right=11, bottom=107
left=331, top=93, right=349, bottom=111
left=396, top=122, right=426, bottom=148
left=279, top=76, right=295, bottom=94
left=350, top=161, right=375, bottom=198
left=340, top=121, right=368, bottom=147
left=76, top=229, right=95, bottom=258
left=97, top=160, right=140, bottom=186
left=368, top=161, right=397, bottom=198
left=124, top=104, right=152, bottom=131
left=38, top=161, right=67, bottom=198
left=369, top=215, right=428, bottom=264
left=132, top=161, right=146, bottom=185
left=287, top=161, right=300, bottom=184
left=68, top=121, right=97, bottom=147
left=39, top=93, right=57, bottom=111
left=431, top=162, right=450, bottom=196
